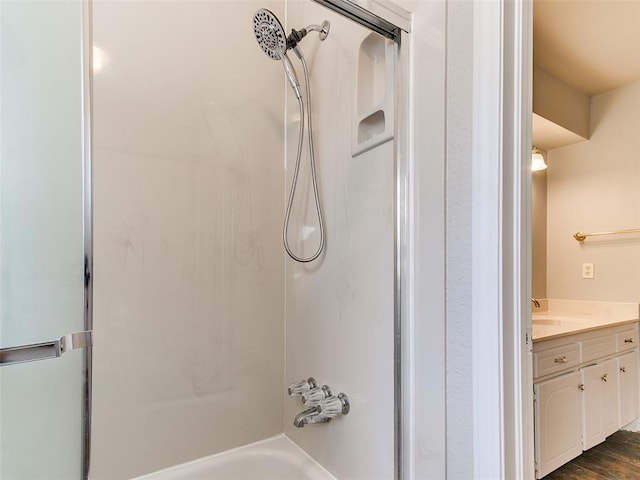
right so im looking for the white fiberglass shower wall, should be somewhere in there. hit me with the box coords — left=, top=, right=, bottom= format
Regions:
left=91, top=2, right=285, bottom=477
left=284, top=3, right=395, bottom=479
left=90, top=1, right=396, bottom=478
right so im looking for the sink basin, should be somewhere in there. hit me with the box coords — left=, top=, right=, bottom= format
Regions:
left=532, top=314, right=595, bottom=327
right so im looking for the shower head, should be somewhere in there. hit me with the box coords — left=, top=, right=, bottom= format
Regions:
left=252, top=9, right=331, bottom=101
left=253, top=8, right=331, bottom=59
left=253, top=8, right=302, bottom=99
left=253, top=8, right=287, bottom=60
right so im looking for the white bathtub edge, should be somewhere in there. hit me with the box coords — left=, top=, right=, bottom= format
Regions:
left=130, top=434, right=337, bottom=480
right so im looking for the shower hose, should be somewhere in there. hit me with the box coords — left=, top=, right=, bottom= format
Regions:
left=283, top=53, right=325, bottom=263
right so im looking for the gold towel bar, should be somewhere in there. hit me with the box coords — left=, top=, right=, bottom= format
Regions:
left=574, top=229, right=640, bottom=242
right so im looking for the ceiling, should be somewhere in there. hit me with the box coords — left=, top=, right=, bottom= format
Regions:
left=534, top=0, right=640, bottom=96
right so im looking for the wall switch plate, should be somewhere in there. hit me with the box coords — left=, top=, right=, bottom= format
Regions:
left=582, top=263, right=594, bottom=279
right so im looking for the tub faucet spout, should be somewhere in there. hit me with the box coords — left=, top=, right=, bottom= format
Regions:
left=293, top=406, right=328, bottom=428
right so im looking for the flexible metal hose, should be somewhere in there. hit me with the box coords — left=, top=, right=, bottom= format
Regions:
left=282, top=54, right=325, bottom=263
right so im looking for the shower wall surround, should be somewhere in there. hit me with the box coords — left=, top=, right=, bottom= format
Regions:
left=91, top=1, right=285, bottom=478
left=283, top=3, right=395, bottom=478
left=92, top=0, right=397, bottom=478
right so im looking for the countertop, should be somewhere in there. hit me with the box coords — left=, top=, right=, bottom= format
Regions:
left=532, top=299, right=640, bottom=342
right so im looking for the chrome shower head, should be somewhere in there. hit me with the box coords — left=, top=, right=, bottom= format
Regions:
left=253, top=8, right=302, bottom=99
left=253, top=8, right=287, bottom=60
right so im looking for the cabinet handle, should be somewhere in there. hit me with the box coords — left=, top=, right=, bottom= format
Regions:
left=624, top=338, right=634, bottom=343
left=620, top=366, right=627, bottom=373
left=578, top=384, right=585, bottom=391
left=601, top=374, right=608, bottom=382
left=554, top=356, right=568, bottom=364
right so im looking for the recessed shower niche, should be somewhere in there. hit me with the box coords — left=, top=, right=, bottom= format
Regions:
left=352, top=32, right=394, bottom=157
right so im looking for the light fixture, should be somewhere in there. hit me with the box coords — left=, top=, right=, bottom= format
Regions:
left=531, top=147, right=547, bottom=172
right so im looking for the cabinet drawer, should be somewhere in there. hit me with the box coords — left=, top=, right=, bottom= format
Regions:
left=582, top=334, right=616, bottom=363
left=533, top=343, right=580, bottom=378
left=617, top=328, right=639, bottom=352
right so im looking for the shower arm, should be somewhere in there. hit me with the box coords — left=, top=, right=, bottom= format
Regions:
left=305, top=21, right=330, bottom=39
left=286, top=20, right=330, bottom=49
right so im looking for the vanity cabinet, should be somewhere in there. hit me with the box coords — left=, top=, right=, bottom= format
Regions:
left=533, top=322, right=639, bottom=479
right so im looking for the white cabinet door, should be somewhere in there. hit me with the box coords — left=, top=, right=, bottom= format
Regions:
left=582, top=358, right=619, bottom=450
left=534, top=371, right=583, bottom=479
left=582, top=362, right=606, bottom=450
left=618, top=350, right=639, bottom=427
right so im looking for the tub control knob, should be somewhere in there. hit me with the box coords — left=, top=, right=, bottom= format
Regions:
left=288, top=377, right=318, bottom=397
left=317, top=393, right=350, bottom=418
left=301, top=385, right=332, bottom=406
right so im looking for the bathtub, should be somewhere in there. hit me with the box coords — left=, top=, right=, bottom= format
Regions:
left=132, top=435, right=337, bottom=480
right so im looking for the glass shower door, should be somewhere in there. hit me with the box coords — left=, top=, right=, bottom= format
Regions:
left=0, top=1, right=90, bottom=478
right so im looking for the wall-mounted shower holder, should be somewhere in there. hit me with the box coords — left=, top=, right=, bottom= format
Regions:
left=288, top=377, right=350, bottom=428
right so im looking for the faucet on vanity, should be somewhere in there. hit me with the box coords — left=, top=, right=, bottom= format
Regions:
left=531, top=298, right=541, bottom=308
left=288, top=377, right=350, bottom=427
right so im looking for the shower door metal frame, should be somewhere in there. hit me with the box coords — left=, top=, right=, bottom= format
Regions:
left=81, top=0, right=95, bottom=478
left=310, top=0, right=409, bottom=40
left=394, top=30, right=412, bottom=480
left=310, top=2, right=412, bottom=479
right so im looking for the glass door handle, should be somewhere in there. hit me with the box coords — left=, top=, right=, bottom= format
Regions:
left=0, top=331, right=92, bottom=367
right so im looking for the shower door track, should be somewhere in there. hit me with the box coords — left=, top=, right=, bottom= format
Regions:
left=310, top=0, right=409, bottom=41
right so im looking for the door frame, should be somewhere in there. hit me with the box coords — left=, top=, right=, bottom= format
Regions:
left=471, top=0, right=534, bottom=478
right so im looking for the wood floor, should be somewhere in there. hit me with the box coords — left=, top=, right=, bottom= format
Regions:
left=544, top=431, right=640, bottom=479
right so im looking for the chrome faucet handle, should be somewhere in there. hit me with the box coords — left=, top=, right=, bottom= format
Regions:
left=301, top=385, right=332, bottom=406
left=317, top=393, right=350, bottom=419
left=288, top=377, right=318, bottom=397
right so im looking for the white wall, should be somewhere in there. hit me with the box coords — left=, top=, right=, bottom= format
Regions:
left=0, top=2, right=85, bottom=478
left=547, top=81, right=640, bottom=302
left=442, top=0, right=475, bottom=476
left=400, top=1, right=447, bottom=478
left=283, top=3, right=395, bottom=478
left=90, top=1, right=285, bottom=478
left=533, top=65, right=590, bottom=139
